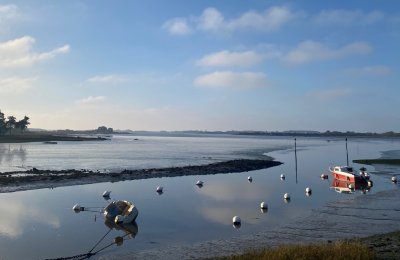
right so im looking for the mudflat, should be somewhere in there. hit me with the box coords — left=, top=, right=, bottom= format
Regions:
left=0, top=159, right=282, bottom=193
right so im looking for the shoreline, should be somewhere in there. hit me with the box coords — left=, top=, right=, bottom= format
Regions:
left=0, top=134, right=108, bottom=143
left=0, top=159, right=282, bottom=193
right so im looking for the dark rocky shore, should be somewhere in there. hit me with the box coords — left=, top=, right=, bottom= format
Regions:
left=0, top=159, right=282, bottom=193
left=0, top=134, right=108, bottom=143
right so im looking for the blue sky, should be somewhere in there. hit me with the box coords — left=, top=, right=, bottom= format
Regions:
left=0, top=0, right=399, bottom=132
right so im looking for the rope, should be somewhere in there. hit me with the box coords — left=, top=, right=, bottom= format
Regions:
left=91, top=233, right=131, bottom=255
left=88, top=228, right=112, bottom=253
left=45, top=225, right=134, bottom=259
left=44, top=252, right=93, bottom=260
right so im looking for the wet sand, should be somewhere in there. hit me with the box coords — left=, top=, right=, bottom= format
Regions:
left=0, top=159, right=282, bottom=193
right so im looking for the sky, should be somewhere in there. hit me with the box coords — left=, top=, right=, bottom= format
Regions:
left=0, top=0, right=399, bottom=132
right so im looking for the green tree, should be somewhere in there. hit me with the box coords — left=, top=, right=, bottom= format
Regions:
left=6, top=116, right=16, bottom=135
left=15, top=116, right=30, bottom=133
left=0, top=110, right=5, bottom=135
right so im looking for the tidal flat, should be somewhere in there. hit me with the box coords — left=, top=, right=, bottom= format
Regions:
left=0, top=136, right=399, bottom=259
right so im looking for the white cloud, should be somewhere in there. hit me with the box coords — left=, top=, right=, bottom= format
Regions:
left=193, top=71, right=267, bottom=89
left=314, top=9, right=384, bottom=26
left=343, top=65, right=392, bottom=76
left=0, top=36, right=70, bottom=68
left=283, top=41, right=372, bottom=65
left=226, top=6, right=295, bottom=31
left=86, top=74, right=128, bottom=84
left=0, top=77, right=37, bottom=94
left=0, top=4, right=19, bottom=33
left=197, top=7, right=225, bottom=31
left=196, top=50, right=264, bottom=67
left=165, top=6, right=296, bottom=34
left=308, top=88, right=351, bottom=101
left=162, top=18, right=192, bottom=35
left=76, top=96, right=106, bottom=105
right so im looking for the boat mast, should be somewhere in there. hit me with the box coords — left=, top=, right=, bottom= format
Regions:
left=295, top=138, right=298, bottom=184
left=345, top=137, right=349, bottom=166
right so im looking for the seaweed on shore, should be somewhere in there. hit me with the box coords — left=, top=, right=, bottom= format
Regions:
left=0, top=159, right=282, bottom=193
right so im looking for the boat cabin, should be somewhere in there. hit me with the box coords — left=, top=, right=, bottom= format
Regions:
left=333, top=166, right=353, bottom=173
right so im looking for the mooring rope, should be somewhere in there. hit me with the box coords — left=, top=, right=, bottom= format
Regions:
left=44, top=252, right=93, bottom=260
left=88, top=228, right=112, bottom=253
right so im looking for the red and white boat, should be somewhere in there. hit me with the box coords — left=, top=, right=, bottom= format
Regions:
left=329, top=166, right=367, bottom=183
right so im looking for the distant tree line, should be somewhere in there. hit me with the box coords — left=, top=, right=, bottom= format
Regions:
left=0, top=110, right=30, bottom=135
left=235, top=130, right=400, bottom=137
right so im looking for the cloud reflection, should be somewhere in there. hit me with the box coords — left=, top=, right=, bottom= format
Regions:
left=195, top=180, right=273, bottom=225
left=0, top=198, right=60, bottom=238
left=195, top=181, right=271, bottom=202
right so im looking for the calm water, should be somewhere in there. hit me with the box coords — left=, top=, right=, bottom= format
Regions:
left=0, top=135, right=292, bottom=172
left=0, top=136, right=399, bottom=260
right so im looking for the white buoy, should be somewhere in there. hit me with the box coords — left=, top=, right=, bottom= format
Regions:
left=260, top=202, right=268, bottom=209
left=368, top=180, right=373, bottom=187
left=280, top=174, right=285, bottom=179
left=102, top=190, right=111, bottom=197
left=284, top=193, right=290, bottom=200
left=156, top=186, right=163, bottom=193
left=320, top=174, right=328, bottom=179
left=348, top=183, right=354, bottom=189
left=305, top=187, right=312, bottom=194
left=392, top=176, right=397, bottom=183
left=248, top=176, right=252, bottom=182
left=232, top=216, right=241, bottom=225
left=196, top=180, right=204, bottom=186
left=72, top=204, right=84, bottom=213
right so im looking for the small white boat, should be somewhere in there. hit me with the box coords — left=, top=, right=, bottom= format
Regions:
left=103, top=200, right=138, bottom=224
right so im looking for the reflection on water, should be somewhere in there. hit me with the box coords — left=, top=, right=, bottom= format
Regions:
left=47, top=219, right=138, bottom=260
left=330, top=178, right=371, bottom=194
left=0, top=135, right=293, bottom=172
left=0, top=144, right=27, bottom=170
left=0, top=196, right=60, bottom=238
left=0, top=137, right=399, bottom=259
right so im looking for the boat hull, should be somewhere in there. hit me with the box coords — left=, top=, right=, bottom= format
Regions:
left=329, top=167, right=367, bottom=183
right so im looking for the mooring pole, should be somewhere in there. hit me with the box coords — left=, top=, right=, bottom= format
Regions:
left=295, top=138, right=298, bottom=184
left=346, top=137, right=349, bottom=166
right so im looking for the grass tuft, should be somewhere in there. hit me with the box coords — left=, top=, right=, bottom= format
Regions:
left=207, top=241, right=376, bottom=260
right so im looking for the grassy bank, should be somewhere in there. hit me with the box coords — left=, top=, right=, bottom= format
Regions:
left=207, top=242, right=375, bottom=260
left=206, top=231, right=400, bottom=260
left=353, top=159, right=400, bottom=165
left=0, top=133, right=107, bottom=143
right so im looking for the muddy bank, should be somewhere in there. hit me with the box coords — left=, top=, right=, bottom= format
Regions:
left=0, top=134, right=108, bottom=143
left=0, top=159, right=282, bottom=193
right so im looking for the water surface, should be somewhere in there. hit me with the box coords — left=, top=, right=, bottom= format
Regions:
left=0, top=136, right=398, bottom=259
